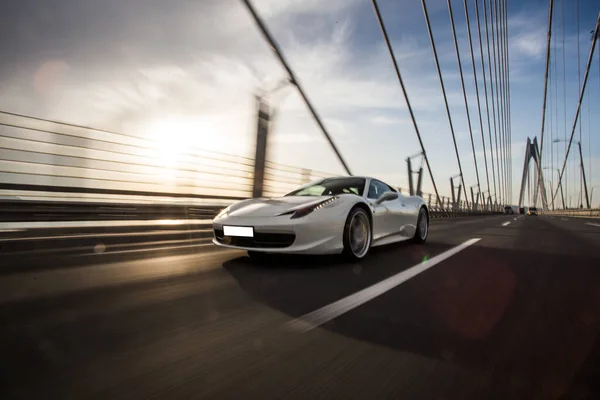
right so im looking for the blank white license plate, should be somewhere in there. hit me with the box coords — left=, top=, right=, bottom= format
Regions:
left=223, top=226, right=254, bottom=237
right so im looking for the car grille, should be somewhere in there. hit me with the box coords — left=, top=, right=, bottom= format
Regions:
left=214, top=229, right=295, bottom=248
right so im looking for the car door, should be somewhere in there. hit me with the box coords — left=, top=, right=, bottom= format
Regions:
left=396, top=192, right=421, bottom=237
left=377, top=180, right=415, bottom=236
left=366, top=179, right=404, bottom=239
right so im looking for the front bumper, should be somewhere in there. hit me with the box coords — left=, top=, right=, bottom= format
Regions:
left=212, top=215, right=345, bottom=255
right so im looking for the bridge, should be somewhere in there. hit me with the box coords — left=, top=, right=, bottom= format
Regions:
left=1, top=0, right=600, bottom=398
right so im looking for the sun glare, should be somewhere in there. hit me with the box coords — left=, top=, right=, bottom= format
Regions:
left=144, top=115, right=229, bottom=180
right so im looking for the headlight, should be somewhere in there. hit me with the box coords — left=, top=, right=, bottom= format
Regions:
left=215, top=206, right=231, bottom=219
left=291, top=196, right=339, bottom=219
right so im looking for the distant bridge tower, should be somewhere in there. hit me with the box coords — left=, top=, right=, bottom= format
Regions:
left=518, top=137, right=549, bottom=212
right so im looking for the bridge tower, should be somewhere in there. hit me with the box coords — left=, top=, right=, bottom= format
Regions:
left=518, top=137, right=549, bottom=213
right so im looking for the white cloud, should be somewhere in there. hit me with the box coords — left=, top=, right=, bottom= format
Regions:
left=254, top=0, right=361, bottom=18
left=370, top=115, right=411, bottom=126
left=513, top=31, right=547, bottom=58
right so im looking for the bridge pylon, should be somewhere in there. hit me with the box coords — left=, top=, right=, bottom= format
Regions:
left=518, top=137, right=549, bottom=212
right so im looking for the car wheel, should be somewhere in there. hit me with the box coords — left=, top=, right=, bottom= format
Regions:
left=412, top=207, right=429, bottom=244
left=342, top=207, right=372, bottom=261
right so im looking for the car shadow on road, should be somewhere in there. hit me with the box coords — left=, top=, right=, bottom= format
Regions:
left=222, top=236, right=600, bottom=398
left=222, top=239, right=455, bottom=321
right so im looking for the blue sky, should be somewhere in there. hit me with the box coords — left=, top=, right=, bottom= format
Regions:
left=0, top=0, right=598, bottom=205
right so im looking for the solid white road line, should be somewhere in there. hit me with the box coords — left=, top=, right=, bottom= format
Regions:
left=285, top=238, right=482, bottom=333
left=502, top=221, right=511, bottom=226
left=585, top=223, right=600, bottom=228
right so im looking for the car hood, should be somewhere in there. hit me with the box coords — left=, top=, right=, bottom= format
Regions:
left=228, top=196, right=331, bottom=218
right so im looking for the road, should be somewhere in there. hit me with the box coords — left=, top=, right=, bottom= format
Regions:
left=1, top=215, right=600, bottom=399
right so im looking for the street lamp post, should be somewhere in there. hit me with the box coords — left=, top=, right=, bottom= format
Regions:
left=542, top=167, right=555, bottom=210
left=548, top=167, right=566, bottom=209
left=450, top=173, right=464, bottom=211
left=552, top=139, right=590, bottom=208
left=469, top=184, right=480, bottom=211
left=577, top=141, right=590, bottom=208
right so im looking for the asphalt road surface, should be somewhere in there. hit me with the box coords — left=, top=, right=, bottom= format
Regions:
left=1, top=215, right=600, bottom=399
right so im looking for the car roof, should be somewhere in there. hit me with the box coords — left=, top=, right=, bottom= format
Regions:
left=321, top=176, right=384, bottom=182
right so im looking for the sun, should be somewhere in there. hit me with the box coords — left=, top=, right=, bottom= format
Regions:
left=142, top=115, right=227, bottom=178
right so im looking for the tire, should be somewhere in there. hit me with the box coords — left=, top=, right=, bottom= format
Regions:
left=342, top=207, right=372, bottom=261
left=412, top=207, right=429, bottom=244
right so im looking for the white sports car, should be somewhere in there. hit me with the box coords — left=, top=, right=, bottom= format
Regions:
left=212, top=176, right=429, bottom=260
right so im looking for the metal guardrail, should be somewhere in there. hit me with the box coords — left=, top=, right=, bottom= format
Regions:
left=1, top=111, right=501, bottom=214
left=540, top=209, right=600, bottom=218
left=0, top=200, right=220, bottom=222
left=0, top=199, right=501, bottom=223
left=0, top=110, right=336, bottom=202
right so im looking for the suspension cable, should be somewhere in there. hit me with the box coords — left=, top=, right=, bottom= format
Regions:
left=491, top=0, right=506, bottom=205
left=484, top=0, right=503, bottom=206
left=497, top=0, right=508, bottom=204
left=371, top=0, right=444, bottom=208
left=475, top=0, right=498, bottom=206
left=494, top=0, right=506, bottom=204
left=464, top=0, right=491, bottom=200
left=504, top=0, right=512, bottom=204
left=553, top=5, right=560, bottom=206
left=552, top=12, right=600, bottom=205
left=420, top=0, right=470, bottom=208
left=240, top=0, right=352, bottom=176
left=489, top=0, right=502, bottom=204
left=546, top=5, right=556, bottom=206
left=534, top=0, right=554, bottom=209
left=561, top=0, right=567, bottom=202
left=503, top=0, right=511, bottom=204
left=501, top=0, right=509, bottom=205
left=577, top=0, right=582, bottom=207
left=448, top=0, right=481, bottom=199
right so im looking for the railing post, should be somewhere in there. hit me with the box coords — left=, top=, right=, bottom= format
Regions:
left=407, top=158, right=415, bottom=196
left=450, top=178, right=456, bottom=209
left=470, top=187, right=475, bottom=211
left=578, top=142, right=590, bottom=208
left=252, top=97, right=270, bottom=198
left=416, top=167, right=423, bottom=197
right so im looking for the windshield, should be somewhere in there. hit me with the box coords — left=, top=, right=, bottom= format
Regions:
left=285, top=177, right=366, bottom=197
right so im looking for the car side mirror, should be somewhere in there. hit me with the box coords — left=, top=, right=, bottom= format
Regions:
left=374, top=191, right=399, bottom=205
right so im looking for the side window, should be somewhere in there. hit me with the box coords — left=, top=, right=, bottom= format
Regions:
left=367, top=181, right=378, bottom=199
left=368, top=180, right=394, bottom=199
left=379, top=180, right=396, bottom=193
